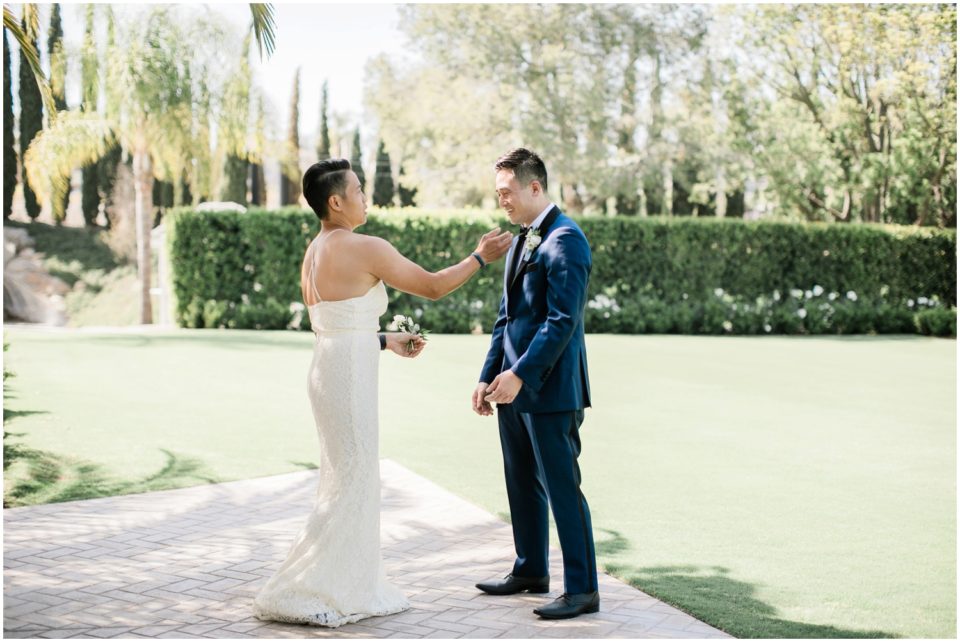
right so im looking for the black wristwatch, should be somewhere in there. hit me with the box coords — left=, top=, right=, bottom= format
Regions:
left=378, top=333, right=387, bottom=350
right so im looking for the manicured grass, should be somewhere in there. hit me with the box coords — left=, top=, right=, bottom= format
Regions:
left=2, top=329, right=955, bottom=638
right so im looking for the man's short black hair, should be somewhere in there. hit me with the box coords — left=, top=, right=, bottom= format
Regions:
left=495, top=148, right=548, bottom=192
left=302, top=159, right=351, bottom=220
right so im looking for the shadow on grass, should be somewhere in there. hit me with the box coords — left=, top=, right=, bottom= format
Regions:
left=3, top=440, right=220, bottom=508
left=289, top=460, right=318, bottom=470
left=596, top=529, right=898, bottom=639
left=5, top=220, right=122, bottom=277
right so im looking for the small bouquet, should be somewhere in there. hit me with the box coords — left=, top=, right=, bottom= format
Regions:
left=393, top=314, right=429, bottom=353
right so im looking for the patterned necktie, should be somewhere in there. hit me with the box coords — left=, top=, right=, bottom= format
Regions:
left=509, top=226, right=529, bottom=284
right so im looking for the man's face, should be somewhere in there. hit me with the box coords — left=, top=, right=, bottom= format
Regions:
left=495, top=169, right=535, bottom=226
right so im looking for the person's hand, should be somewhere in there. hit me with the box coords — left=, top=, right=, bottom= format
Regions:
left=475, top=228, right=513, bottom=264
left=472, top=382, right=494, bottom=416
left=386, top=333, right=426, bottom=358
left=484, top=370, right=523, bottom=405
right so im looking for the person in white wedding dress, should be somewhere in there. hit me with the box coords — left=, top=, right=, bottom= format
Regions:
left=252, top=159, right=512, bottom=627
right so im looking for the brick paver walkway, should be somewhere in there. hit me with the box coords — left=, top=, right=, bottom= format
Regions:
left=4, top=460, right=730, bottom=639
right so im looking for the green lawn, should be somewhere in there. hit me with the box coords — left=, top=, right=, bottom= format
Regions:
left=3, top=329, right=955, bottom=638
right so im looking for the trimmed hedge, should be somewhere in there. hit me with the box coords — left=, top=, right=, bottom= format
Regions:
left=166, top=208, right=957, bottom=336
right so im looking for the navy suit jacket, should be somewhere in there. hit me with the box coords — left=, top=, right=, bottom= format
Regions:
left=480, top=206, right=592, bottom=414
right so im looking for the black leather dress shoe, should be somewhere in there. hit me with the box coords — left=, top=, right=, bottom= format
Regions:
left=475, top=574, right=550, bottom=595
left=533, top=591, right=600, bottom=619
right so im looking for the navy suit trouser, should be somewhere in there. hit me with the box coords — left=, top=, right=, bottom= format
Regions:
left=497, top=403, right=598, bottom=594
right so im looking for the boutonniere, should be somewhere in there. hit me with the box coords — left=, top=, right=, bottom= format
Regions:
left=524, top=229, right=542, bottom=254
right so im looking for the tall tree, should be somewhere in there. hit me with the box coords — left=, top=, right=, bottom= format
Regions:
left=372, top=139, right=394, bottom=207
left=350, top=127, right=365, bottom=190
left=79, top=4, right=99, bottom=226
left=25, top=8, right=227, bottom=323
left=18, top=15, right=42, bottom=219
left=281, top=67, right=301, bottom=205
left=47, top=3, right=69, bottom=223
left=734, top=4, right=956, bottom=225
left=317, top=79, right=330, bottom=160
left=3, top=29, right=16, bottom=219
left=219, top=33, right=253, bottom=206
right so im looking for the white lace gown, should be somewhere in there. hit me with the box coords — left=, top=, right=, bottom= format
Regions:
left=252, top=280, right=410, bottom=627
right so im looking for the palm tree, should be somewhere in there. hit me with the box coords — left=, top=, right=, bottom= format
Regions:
left=2, top=4, right=54, bottom=115
left=24, top=7, right=262, bottom=324
left=3, top=2, right=275, bottom=117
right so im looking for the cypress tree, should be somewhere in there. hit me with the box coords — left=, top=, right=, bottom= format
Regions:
left=372, top=140, right=394, bottom=207
left=249, top=162, right=265, bottom=207
left=48, top=3, right=69, bottom=223
left=3, top=29, right=16, bottom=220
left=250, top=96, right=266, bottom=206
left=80, top=4, right=99, bottom=226
left=18, top=17, right=42, bottom=220
left=98, top=143, right=121, bottom=229
left=350, top=128, right=365, bottom=190
left=317, top=79, right=330, bottom=160
left=397, top=163, right=417, bottom=207
left=281, top=68, right=301, bottom=205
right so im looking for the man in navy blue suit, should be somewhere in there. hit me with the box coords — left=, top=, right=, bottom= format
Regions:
left=472, top=148, right=598, bottom=620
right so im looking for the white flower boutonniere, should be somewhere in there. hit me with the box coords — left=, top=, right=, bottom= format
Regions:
left=524, top=229, right=542, bottom=254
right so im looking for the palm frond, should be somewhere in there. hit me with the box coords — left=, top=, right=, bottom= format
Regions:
left=249, top=3, right=276, bottom=60
left=23, top=111, right=115, bottom=206
left=3, top=4, right=56, bottom=116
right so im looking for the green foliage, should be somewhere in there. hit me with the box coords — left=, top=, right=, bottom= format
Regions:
left=397, top=162, right=417, bottom=207
left=168, top=210, right=957, bottom=335
left=372, top=139, right=394, bottom=207
left=47, top=4, right=70, bottom=223
left=17, top=16, right=42, bottom=220
left=80, top=164, right=99, bottom=226
left=221, top=154, right=247, bottom=205
left=351, top=128, right=365, bottom=190
left=3, top=29, right=16, bottom=220
left=281, top=68, right=301, bottom=205
left=316, top=79, right=330, bottom=160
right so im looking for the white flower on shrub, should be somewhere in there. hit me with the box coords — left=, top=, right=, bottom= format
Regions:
left=773, top=290, right=781, bottom=301
left=805, top=290, right=813, bottom=299
left=722, top=320, right=733, bottom=332
left=764, top=323, right=772, bottom=333
left=588, top=294, right=621, bottom=313
left=797, top=308, right=807, bottom=319
left=415, top=308, right=423, bottom=318
left=813, top=285, right=824, bottom=296
left=908, top=299, right=915, bottom=308
left=880, top=285, right=890, bottom=297
left=918, top=296, right=929, bottom=306
left=846, top=290, right=858, bottom=301
left=288, top=302, right=305, bottom=330
left=241, top=293, right=250, bottom=305
left=253, top=282, right=263, bottom=292
left=682, top=292, right=689, bottom=300
left=790, top=289, right=803, bottom=299
left=829, top=292, right=839, bottom=301
left=714, top=288, right=724, bottom=297
left=470, top=300, right=484, bottom=310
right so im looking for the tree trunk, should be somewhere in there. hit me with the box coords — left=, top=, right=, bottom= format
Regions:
left=133, top=150, right=153, bottom=325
